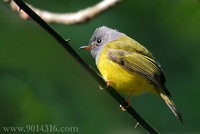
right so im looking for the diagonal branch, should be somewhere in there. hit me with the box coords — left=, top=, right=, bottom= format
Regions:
left=12, top=0, right=159, bottom=133
left=7, top=0, right=122, bottom=24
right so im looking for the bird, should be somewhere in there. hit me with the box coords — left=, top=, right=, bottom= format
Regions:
left=80, top=26, right=183, bottom=123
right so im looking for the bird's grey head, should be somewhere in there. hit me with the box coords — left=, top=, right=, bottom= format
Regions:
left=87, top=26, right=125, bottom=60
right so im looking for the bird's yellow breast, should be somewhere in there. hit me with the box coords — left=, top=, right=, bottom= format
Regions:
left=97, top=36, right=157, bottom=96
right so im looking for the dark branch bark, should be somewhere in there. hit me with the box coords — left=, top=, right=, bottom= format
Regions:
left=13, top=0, right=159, bottom=133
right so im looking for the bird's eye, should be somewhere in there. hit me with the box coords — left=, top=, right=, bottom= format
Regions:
left=97, top=39, right=102, bottom=44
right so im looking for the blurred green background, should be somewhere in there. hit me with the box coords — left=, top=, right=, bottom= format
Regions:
left=1, top=0, right=200, bottom=133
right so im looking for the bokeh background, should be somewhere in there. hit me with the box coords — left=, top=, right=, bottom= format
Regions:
left=1, top=0, right=200, bottom=133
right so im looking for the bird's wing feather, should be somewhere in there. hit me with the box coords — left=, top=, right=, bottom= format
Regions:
left=107, top=49, right=171, bottom=96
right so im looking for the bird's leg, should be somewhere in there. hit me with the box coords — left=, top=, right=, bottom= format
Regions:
left=102, top=77, right=112, bottom=88
left=99, top=77, right=112, bottom=89
left=105, top=80, right=112, bottom=88
left=126, top=90, right=134, bottom=107
left=121, top=90, right=134, bottom=111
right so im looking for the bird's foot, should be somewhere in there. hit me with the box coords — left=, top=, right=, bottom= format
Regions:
left=105, top=80, right=112, bottom=88
left=120, top=99, right=131, bottom=111
left=102, top=77, right=112, bottom=88
left=99, top=77, right=112, bottom=90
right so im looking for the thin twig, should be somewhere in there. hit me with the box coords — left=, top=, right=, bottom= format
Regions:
left=7, top=0, right=122, bottom=24
left=12, top=0, right=159, bottom=133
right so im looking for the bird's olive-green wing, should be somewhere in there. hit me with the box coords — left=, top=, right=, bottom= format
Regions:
left=107, top=49, right=171, bottom=96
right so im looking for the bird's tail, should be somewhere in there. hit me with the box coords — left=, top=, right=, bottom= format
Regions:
left=159, top=92, right=183, bottom=123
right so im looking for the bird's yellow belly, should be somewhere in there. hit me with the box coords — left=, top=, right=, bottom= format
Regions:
left=97, top=52, right=156, bottom=96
